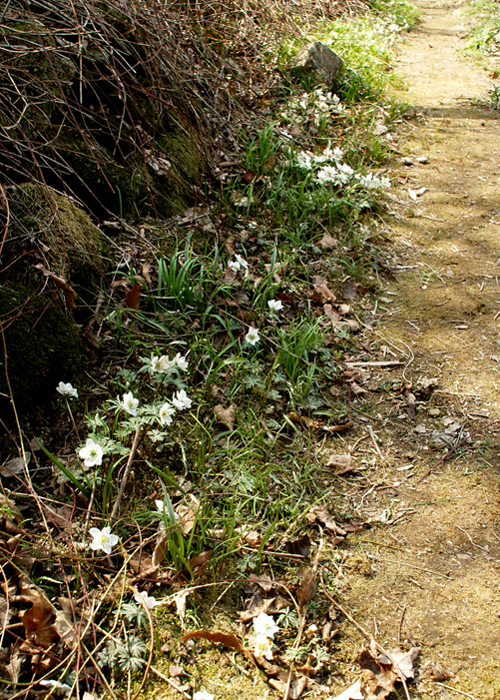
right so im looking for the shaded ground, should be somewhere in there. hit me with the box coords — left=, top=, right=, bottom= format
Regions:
left=337, top=2, right=500, bottom=698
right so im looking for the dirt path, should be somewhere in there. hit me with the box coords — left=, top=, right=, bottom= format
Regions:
left=338, top=2, right=500, bottom=698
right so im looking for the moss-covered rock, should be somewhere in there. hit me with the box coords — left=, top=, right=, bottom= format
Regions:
left=0, top=285, right=85, bottom=417
left=6, top=183, right=106, bottom=307
left=1, top=184, right=106, bottom=417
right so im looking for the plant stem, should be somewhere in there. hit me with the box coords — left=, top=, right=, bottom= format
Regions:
left=110, top=425, right=143, bottom=522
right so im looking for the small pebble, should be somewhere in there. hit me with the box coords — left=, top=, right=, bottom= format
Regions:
left=416, top=156, right=429, bottom=164
left=428, top=408, right=441, bottom=417
left=402, top=157, right=414, bottom=166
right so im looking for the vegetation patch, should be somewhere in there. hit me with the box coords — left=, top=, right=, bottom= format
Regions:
left=0, top=1, right=422, bottom=699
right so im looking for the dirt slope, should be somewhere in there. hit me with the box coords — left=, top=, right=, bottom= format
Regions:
left=337, top=2, right=500, bottom=698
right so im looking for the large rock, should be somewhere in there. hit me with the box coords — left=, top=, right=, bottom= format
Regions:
left=290, top=41, right=343, bottom=88
left=0, top=184, right=107, bottom=417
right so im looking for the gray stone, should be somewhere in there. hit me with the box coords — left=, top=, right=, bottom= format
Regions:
left=290, top=41, right=343, bottom=88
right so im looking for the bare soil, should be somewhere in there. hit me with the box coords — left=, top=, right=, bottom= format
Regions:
left=338, top=1, right=500, bottom=698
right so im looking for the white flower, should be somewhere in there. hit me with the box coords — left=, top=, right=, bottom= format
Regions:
left=333, top=146, right=344, bottom=161
left=193, top=692, right=214, bottom=700
left=56, top=382, right=78, bottom=399
left=173, top=353, right=189, bottom=372
left=234, top=254, right=248, bottom=270
left=79, top=438, right=103, bottom=467
left=150, top=355, right=160, bottom=373
left=253, top=612, right=279, bottom=638
left=253, top=634, right=274, bottom=660
left=297, top=151, right=313, bottom=169
left=337, top=162, right=354, bottom=182
left=39, top=681, right=72, bottom=695
left=159, top=402, right=176, bottom=426
left=155, top=500, right=179, bottom=519
left=245, top=327, right=260, bottom=345
left=316, top=165, right=339, bottom=184
left=172, top=389, right=192, bottom=410
left=268, top=299, right=283, bottom=312
left=134, top=590, right=158, bottom=609
left=159, top=355, right=175, bottom=372
left=228, top=260, right=241, bottom=272
left=89, top=526, right=119, bottom=554
left=318, top=100, right=330, bottom=112
left=155, top=499, right=166, bottom=512
left=122, top=391, right=139, bottom=416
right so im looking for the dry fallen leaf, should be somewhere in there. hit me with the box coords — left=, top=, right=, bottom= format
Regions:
left=174, top=589, right=189, bottom=625
left=125, top=283, right=142, bottom=310
left=383, top=647, right=419, bottom=680
left=14, top=583, right=58, bottom=650
left=178, top=550, right=213, bottom=580
left=319, top=233, right=338, bottom=249
left=176, top=494, right=200, bottom=535
left=297, top=568, right=317, bottom=608
left=358, top=647, right=399, bottom=699
left=214, top=404, right=236, bottom=430
left=325, top=454, right=354, bottom=476
left=324, top=303, right=341, bottom=325
left=312, top=283, right=336, bottom=303
left=306, top=506, right=347, bottom=539
left=330, top=681, right=363, bottom=700
left=180, top=629, right=248, bottom=656
left=0, top=455, right=30, bottom=478
left=243, top=530, right=263, bottom=547
left=35, top=264, right=76, bottom=309
left=249, top=573, right=274, bottom=593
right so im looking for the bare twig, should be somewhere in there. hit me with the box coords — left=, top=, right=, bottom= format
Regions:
left=320, top=573, right=412, bottom=700
left=435, top=684, right=479, bottom=700
left=416, top=419, right=500, bottom=483
left=110, top=425, right=143, bottom=522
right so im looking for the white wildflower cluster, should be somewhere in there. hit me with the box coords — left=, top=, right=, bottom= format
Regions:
left=227, top=253, right=249, bottom=273
left=150, top=351, right=189, bottom=374
left=295, top=146, right=344, bottom=171
left=251, top=612, right=280, bottom=660
left=290, top=144, right=390, bottom=191
left=288, top=143, right=389, bottom=190
left=281, top=88, right=344, bottom=126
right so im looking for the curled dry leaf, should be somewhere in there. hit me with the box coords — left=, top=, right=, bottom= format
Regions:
left=124, top=282, right=142, bottom=310
left=325, top=454, right=355, bottom=476
left=330, top=681, right=363, bottom=700
left=52, top=596, right=91, bottom=651
left=176, top=494, right=200, bottom=535
left=324, top=303, right=341, bottom=325
left=284, top=533, right=311, bottom=557
left=35, top=264, right=76, bottom=309
left=249, top=573, right=274, bottom=593
left=306, top=506, right=347, bottom=539
left=381, top=647, right=419, bottom=680
left=14, top=584, right=58, bottom=650
left=174, top=589, right=189, bottom=625
left=177, top=549, right=213, bottom=580
left=312, top=283, right=336, bottom=304
left=297, top=568, right=317, bottom=608
left=0, top=455, right=30, bottom=478
left=214, top=404, right=236, bottom=430
left=319, top=233, right=338, bottom=249
left=243, top=530, right=263, bottom=547
left=180, top=629, right=249, bottom=657
left=358, top=647, right=399, bottom=699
